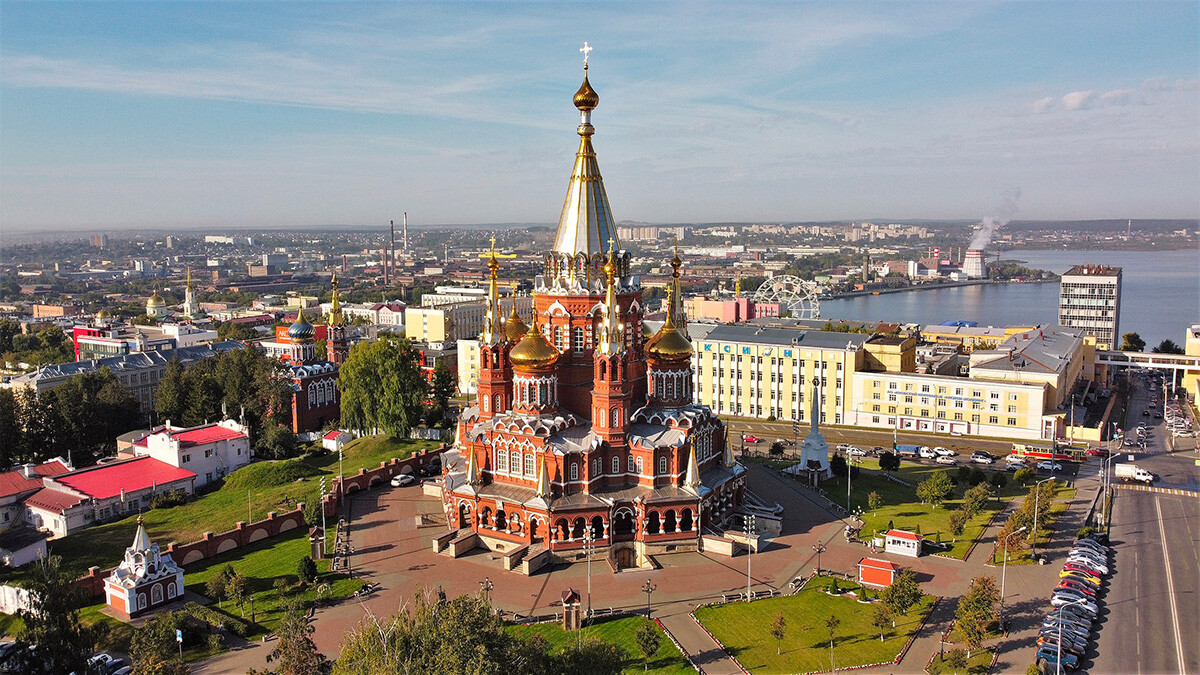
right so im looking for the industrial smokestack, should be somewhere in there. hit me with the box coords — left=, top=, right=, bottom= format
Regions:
left=389, top=219, right=396, bottom=282
left=403, top=212, right=408, bottom=254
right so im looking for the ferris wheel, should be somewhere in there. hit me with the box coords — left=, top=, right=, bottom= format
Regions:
left=750, top=275, right=821, bottom=319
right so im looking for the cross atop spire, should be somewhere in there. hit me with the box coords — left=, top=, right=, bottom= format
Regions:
left=580, top=41, right=593, bottom=69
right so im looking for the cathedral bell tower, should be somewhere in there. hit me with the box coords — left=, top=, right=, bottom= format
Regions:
left=476, top=242, right=520, bottom=419
left=326, top=273, right=350, bottom=365
left=591, top=244, right=632, bottom=446
left=646, top=250, right=694, bottom=408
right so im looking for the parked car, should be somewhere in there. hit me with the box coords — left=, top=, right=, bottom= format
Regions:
left=933, top=446, right=955, bottom=457
left=1072, top=538, right=1107, bottom=552
left=1037, top=645, right=1079, bottom=671
left=390, top=473, right=417, bottom=487
left=918, top=446, right=936, bottom=458
left=935, top=455, right=957, bottom=465
left=1038, top=636, right=1087, bottom=657
left=971, top=452, right=995, bottom=464
left=1066, top=558, right=1108, bottom=576
left=1037, top=460, right=1063, bottom=472
left=1057, top=573, right=1100, bottom=592
left=1060, top=569, right=1102, bottom=585
left=1057, top=580, right=1097, bottom=597
left=847, top=446, right=867, bottom=456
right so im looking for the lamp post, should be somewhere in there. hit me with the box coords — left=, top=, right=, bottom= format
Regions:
left=479, top=576, right=493, bottom=606
left=744, top=514, right=756, bottom=601
left=1056, top=597, right=1090, bottom=675
left=582, top=527, right=595, bottom=618
left=999, top=526, right=1027, bottom=628
left=1031, top=476, right=1055, bottom=561
left=846, top=455, right=861, bottom=513
left=812, top=542, right=826, bottom=576
left=642, top=579, right=657, bottom=618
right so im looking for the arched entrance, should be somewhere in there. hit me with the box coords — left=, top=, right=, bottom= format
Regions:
left=612, top=509, right=634, bottom=539
left=680, top=508, right=694, bottom=532
left=647, top=511, right=661, bottom=535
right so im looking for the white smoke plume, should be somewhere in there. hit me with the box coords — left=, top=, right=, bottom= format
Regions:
left=969, top=187, right=1021, bottom=250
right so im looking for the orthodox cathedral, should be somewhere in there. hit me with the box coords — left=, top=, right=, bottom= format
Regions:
left=281, top=275, right=349, bottom=433
left=442, top=60, right=746, bottom=570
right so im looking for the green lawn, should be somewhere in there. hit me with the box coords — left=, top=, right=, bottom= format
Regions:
left=695, top=576, right=936, bottom=674
left=927, top=648, right=997, bottom=674
left=183, top=528, right=359, bottom=635
left=820, top=461, right=1017, bottom=559
left=0, top=436, right=436, bottom=586
left=508, top=615, right=691, bottom=675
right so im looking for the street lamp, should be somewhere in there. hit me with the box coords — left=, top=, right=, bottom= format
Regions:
left=582, top=527, right=595, bottom=618
left=642, top=579, right=657, bottom=618
left=744, top=514, right=756, bottom=601
left=1055, top=597, right=1090, bottom=675
left=846, top=455, right=861, bottom=513
left=1031, top=476, right=1055, bottom=560
left=999, top=526, right=1027, bottom=628
left=479, top=576, right=493, bottom=606
left=812, top=542, right=826, bottom=576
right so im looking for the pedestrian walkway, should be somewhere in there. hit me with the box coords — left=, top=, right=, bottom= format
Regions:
left=659, top=606, right=746, bottom=675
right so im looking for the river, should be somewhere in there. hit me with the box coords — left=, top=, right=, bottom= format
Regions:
left=820, top=248, right=1199, bottom=347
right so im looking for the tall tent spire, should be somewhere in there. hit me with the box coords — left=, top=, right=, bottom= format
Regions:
left=597, top=240, right=623, bottom=355
left=683, top=444, right=701, bottom=492
left=553, top=46, right=619, bottom=259
left=131, top=514, right=150, bottom=551
left=482, top=237, right=502, bottom=344
left=328, top=273, right=344, bottom=327
left=535, top=454, right=551, bottom=498
left=466, top=448, right=480, bottom=486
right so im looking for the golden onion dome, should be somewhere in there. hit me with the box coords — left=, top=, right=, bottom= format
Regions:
left=95, top=308, right=111, bottom=320
left=504, top=306, right=529, bottom=342
left=642, top=322, right=654, bottom=339
left=646, top=323, right=693, bottom=361
left=574, top=74, right=599, bottom=111
left=509, top=324, right=560, bottom=369
left=146, top=291, right=165, bottom=307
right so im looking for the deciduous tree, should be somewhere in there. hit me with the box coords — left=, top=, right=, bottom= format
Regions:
left=250, top=603, right=330, bottom=675
left=881, top=569, right=923, bottom=616
left=635, top=619, right=663, bottom=670
left=872, top=605, right=892, bottom=642
left=339, top=336, right=428, bottom=438
left=1120, top=332, right=1145, bottom=352
left=770, top=612, right=787, bottom=655
left=12, top=556, right=97, bottom=675
left=917, top=471, right=954, bottom=509
left=867, top=490, right=883, bottom=516
left=955, top=576, right=1000, bottom=657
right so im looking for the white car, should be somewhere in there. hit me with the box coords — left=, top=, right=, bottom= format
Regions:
left=390, top=473, right=417, bottom=487
left=847, top=446, right=868, bottom=456
left=1037, top=461, right=1063, bottom=472
left=933, top=447, right=955, bottom=457
left=935, top=455, right=957, bottom=465
left=918, top=446, right=936, bottom=458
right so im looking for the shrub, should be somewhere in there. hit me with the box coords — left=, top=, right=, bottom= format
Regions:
left=1076, top=525, right=1095, bottom=539
left=1013, top=468, right=1035, bottom=485
left=297, top=555, right=318, bottom=584
left=150, top=490, right=188, bottom=509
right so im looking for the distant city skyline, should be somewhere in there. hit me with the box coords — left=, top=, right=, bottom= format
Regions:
left=1, top=1, right=1197, bottom=233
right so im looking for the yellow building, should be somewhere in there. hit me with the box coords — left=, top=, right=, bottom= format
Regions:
left=920, top=324, right=1037, bottom=353
left=1183, top=324, right=1200, bottom=402
left=693, top=325, right=873, bottom=424
left=406, top=297, right=533, bottom=344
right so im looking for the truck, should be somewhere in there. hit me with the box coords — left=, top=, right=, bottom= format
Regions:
left=1114, top=463, right=1154, bottom=484
left=894, top=444, right=922, bottom=457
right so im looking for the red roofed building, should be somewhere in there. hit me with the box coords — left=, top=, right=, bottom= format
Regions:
left=884, top=529, right=923, bottom=558
left=128, top=419, right=251, bottom=487
left=0, top=458, right=71, bottom=531
left=26, top=457, right=196, bottom=538
left=858, top=557, right=903, bottom=588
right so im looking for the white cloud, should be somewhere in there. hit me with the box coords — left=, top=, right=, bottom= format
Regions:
left=1061, top=90, right=1094, bottom=110
left=1099, top=89, right=1132, bottom=105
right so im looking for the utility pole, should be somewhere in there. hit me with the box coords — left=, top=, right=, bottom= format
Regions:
left=582, top=528, right=595, bottom=619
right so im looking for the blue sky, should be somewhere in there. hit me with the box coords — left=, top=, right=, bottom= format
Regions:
left=1, top=1, right=1197, bottom=232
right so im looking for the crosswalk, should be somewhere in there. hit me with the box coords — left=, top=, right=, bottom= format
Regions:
left=1115, top=483, right=1199, bottom=498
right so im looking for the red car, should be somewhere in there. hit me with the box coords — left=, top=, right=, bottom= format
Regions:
left=1057, top=580, right=1096, bottom=597
left=742, top=435, right=761, bottom=443
left=1063, top=561, right=1105, bottom=577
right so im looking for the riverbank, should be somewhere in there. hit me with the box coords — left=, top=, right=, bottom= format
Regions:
left=823, top=278, right=1052, bottom=300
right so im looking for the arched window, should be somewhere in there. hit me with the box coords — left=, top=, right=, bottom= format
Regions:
left=138, top=593, right=147, bottom=610
left=636, top=456, right=643, bottom=474
left=659, top=456, right=668, bottom=475
left=510, top=451, right=520, bottom=473
left=308, top=385, right=316, bottom=406
left=597, top=408, right=605, bottom=427
left=611, top=456, right=620, bottom=474
left=570, top=463, right=578, bottom=480
left=524, top=454, right=535, bottom=476
left=151, top=584, right=163, bottom=605
left=612, top=408, right=620, bottom=426
left=167, top=582, right=177, bottom=599
left=496, top=447, right=507, bottom=472
left=494, top=394, right=501, bottom=412
left=573, top=326, right=585, bottom=352
left=483, top=396, right=490, bottom=413
left=627, top=455, right=635, bottom=472
left=554, top=326, right=563, bottom=349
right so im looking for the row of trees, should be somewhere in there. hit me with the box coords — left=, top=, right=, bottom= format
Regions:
left=993, top=479, right=1060, bottom=563
left=0, top=319, right=74, bottom=368
left=0, top=369, right=141, bottom=467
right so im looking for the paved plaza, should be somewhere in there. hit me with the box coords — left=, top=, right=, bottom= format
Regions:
left=194, top=456, right=1118, bottom=674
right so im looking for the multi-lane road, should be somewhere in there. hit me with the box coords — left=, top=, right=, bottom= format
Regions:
left=1093, top=373, right=1199, bottom=675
